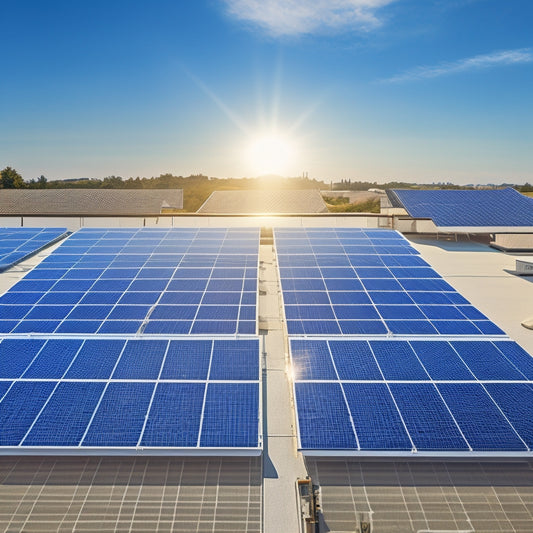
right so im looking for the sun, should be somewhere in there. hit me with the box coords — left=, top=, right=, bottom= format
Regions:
left=247, top=134, right=294, bottom=176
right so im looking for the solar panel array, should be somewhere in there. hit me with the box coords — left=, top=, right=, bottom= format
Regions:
left=0, top=228, right=258, bottom=335
left=0, top=227, right=261, bottom=455
left=389, top=188, right=533, bottom=228
left=275, top=228, right=504, bottom=336
left=0, top=338, right=260, bottom=449
left=291, top=339, right=533, bottom=453
left=0, top=227, right=68, bottom=271
left=276, top=228, right=533, bottom=456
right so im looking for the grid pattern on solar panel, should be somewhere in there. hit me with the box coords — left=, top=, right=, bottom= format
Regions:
left=290, top=338, right=533, bottom=453
left=0, top=228, right=258, bottom=335
left=274, top=228, right=504, bottom=336
left=0, top=337, right=260, bottom=449
left=390, top=188, right=533, bottom=227
left=0, top=227, right=68, bottom=271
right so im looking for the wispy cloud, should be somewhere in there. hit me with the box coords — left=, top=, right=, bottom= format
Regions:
left=223, top=0, right=397, bottom=37
left=385, top=48, right=533, bottom=83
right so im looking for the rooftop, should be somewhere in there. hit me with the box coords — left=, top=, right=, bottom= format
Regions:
left=0, top=218, right=532, bottom=532
left=196, top=189, right=328, bottom=214
left=0, top=189, right=183, bottom=215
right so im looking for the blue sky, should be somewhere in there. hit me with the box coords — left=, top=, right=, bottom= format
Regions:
left=1, top=0, right=532, bottom=184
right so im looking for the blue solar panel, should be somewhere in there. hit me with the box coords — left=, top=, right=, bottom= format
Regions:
left=82, top=382, right=154, bottom=447
left=65, top=339, right=125, bottom=379
left=338, top=320, right=388, bottom=335
left=329, top=341, right=382, bottom=380
left=0, top=381, right=56, bottom=445
left=494, top=342, right=533, bottom=379
left=160, top=340, right=211, bottom=380
left=385, top=320, right=438, bottom=335
left=276, top=227, right=507, bottom=337
left=209, top=339, right=259, bottom=381
left=371, top=341, right=429, bottom=380
left=451, top=341, right=528, bottom=380
left=484, top=383, right=533, bottom=448
left=0, top=228, right=68, bottom=271
left=112, top=340, right=168, bottom=380
left=343, top=384, right=412, bottom=450
left=389, top=383, right=468, bottom=450
left=22, top=339, right=83, bottom=379
left=390, top=188, right=533, bottom=227
left=291, top=340, right=336, bottom=380
left=141, top=383, right=204, bottom=447
left=200, top=383, right=259, bottom=448
left=438, top=383, right=527, bottom=451
left=409, top=341, right=474, bottom=380
left=23, top=382, right=105, bottom=446
left=295, top=382, right=358, bottom=450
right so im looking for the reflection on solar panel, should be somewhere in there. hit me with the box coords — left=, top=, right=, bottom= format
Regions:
left=274, top=228, right=504, bottom=336
left=0, top=338, right=260, bottom=452
left=290, top=339, right=533, bottom=455
left=0, top=227, right=68, bottom=271
left=0, top=228, right=258, bottom=335
left=389, top=188, right=533, bottom=228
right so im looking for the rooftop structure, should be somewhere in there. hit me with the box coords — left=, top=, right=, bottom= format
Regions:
left=0, top=189, right=183, bottom=215
left=0, top=216, right=532, bottom=532
left=197, top=189, right=328, bottom=213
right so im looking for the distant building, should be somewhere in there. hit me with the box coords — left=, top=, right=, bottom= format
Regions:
left=197, top=190, right=328, bottom=214
left=0, top=189, right=183, bottom=215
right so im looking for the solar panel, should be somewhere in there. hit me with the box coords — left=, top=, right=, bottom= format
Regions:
left=0, top=228, right=259, bottom=336
left=290, top=338, right=533, bottom=455
left=275, top=228, right=505, bottom=337
left=389, top=188, right=533, bottom=228
left=0, top=227, right=68, bottom=271
left=0, top=337, right=261, bottom=452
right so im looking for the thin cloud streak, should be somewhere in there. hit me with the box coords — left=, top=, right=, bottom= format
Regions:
left=223, top=0, right=397, bottom=37
left=385, top=48, right=533, bottom=83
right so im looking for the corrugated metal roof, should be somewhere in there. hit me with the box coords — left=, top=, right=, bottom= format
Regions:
left=197, top=189, right=328, bottom=214
left=0, top=189, right=183, bottom=215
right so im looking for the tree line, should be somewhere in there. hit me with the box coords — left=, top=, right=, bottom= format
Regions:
left=1, top=166, right=532, bottom=212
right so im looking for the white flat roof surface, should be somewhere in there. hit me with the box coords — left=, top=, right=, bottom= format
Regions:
left=407, top=235, right=533, bottom=355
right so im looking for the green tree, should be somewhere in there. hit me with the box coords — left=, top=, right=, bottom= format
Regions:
left=0, top=166, right=25, bottom=188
